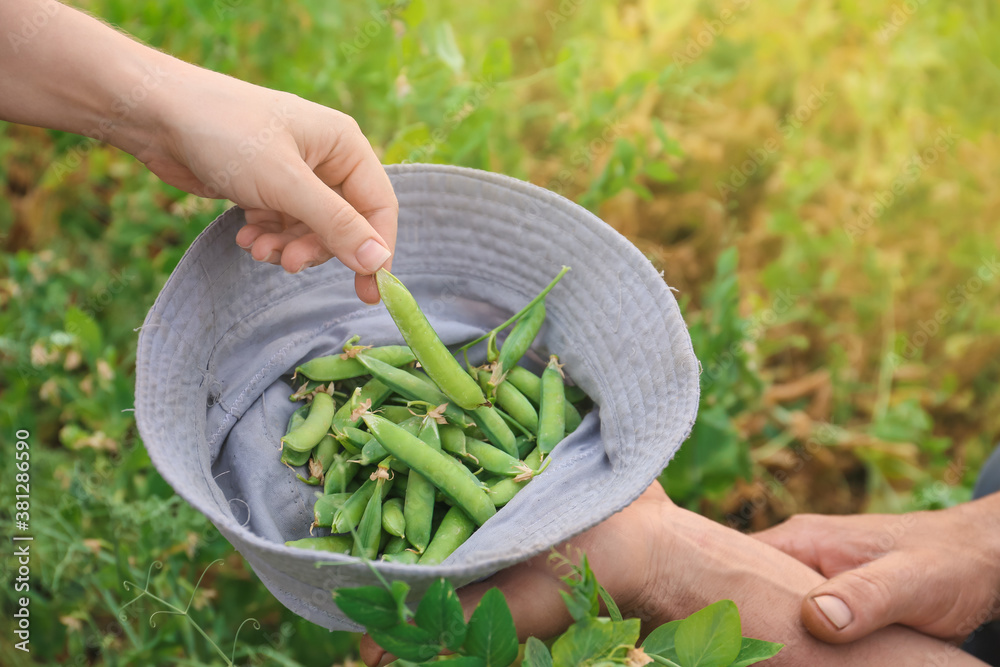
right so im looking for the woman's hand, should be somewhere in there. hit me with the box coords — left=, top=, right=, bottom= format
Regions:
left=137, top=72, right=397, bottom=303
left=1, top=0, right=397, bottom=303
left=754, top=492, right=1000, bottom=644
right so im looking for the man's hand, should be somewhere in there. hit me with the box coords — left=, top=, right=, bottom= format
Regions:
left=361, top=482, right=987, bottom=666
left=754, top=492, right=1000, bottom=644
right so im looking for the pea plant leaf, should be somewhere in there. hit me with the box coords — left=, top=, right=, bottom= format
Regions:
left=463, top=588, right=518, bottom=667
left=730, top=637, right=785, bottom=667
left=368, top=624, right=441, bottom=662
left=415, top=577, right=467, bottom=652
left=65, top=306, right=103, bottom=360
left=641, top=619, right=682, bottom=659
left=523, top=636, right=553, bottom=667
left=674, top=599, right=742, bottom=667
left=550, top=618, right=639, bottom=666
left=425, top=657, right=486, bottom=666
left=557, top=554, right=600, bottom=623
left=331, top=586, right=401, bottom=630
left=596, top=583, right=623, bottom=622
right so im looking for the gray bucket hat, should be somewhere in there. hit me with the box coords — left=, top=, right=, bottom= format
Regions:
left=134, top=163, right=700, bottom=631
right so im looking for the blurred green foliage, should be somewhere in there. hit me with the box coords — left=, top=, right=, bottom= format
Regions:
left=2, top=0, right=1000, bottom=664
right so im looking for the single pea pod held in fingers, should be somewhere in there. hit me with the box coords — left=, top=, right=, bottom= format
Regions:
left=375, top=269, right=487, bottom=411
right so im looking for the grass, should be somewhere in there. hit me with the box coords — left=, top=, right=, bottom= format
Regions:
left=2, top=0, right=999, bottom=664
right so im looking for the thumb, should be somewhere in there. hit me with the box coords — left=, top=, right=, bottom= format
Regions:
left=801, top=551, right=926, bottom=643
left=266, top=161, right=393, bottom=277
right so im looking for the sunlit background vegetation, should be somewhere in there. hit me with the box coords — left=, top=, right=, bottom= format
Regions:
left=2, top=0, right=999, bottom=663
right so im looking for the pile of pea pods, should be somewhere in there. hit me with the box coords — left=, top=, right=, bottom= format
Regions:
left=280, top=267, right=588, bottom=565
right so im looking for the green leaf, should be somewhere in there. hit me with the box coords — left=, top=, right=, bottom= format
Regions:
left=65, top=306, right=102, bottom=359
left=415, top=578, right=467, bottom=652
left=674, top=600, right=742, bottom=667
left=644, top=160, right=678, bottom=183
left=332, top=586, right=401, bottom=630
left=392, top=580, right=413, bottom=621
left=730, top=637, right=784, bottom=666
left=464, top=588, right=518, bottom=667
left=482, top=38, right=512, bottom=80
left=550, top=618, right=639, bottom=667
left=523, top=636, right=553, bottom=667
left=596, top=584, right=622, bottom=622
left=641, top=619, right=681, bottom=658
left=557, top=555, right=599, bottom=622
left=428, top=657, right=486, bottom=666
left=369, top=624, right=441, bottom=662
left=428, top=21, right=464, bottom=74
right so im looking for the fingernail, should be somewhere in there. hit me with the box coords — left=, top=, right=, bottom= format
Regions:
left=355, top=239, right=391, bottom=274
left=237, top=239, right=253, bottom=250
left=813, top=595, right=853, bottom=630
left=259, top=250, right=280, bottom=264
left=294, top=261, right=315, bottom=274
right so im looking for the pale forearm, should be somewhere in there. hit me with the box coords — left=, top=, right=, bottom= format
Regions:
left=647, top=506, right=988, bottom=666
left=0, top=0, right=195, bottom=155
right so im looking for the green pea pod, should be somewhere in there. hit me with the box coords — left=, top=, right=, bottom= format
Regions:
left=332, top=379, right=393, bottom=432
left=282, top=391, right=335, bottom=452
left=284, top=404, right=308, bottom=434
left=537, top=356, right=566, bottom=456
left=375, top=269, right=487, bottom=411
left=360, top=437, right=387, bottom=466
left=352, top=478, right=385, bottom=559
left=284, top=535, right=353, bottom=553
left=462, top=437, right=524, bottom=477
left=496, top=300, right=546, bottom=376
left=335, top=426, right=367, bottom=456
left=314, top=434, right=340, bottom=472
left=383, top=534, right=409, bottom=555
left=381, top=497, right=406, bottom=538
left=296, top=345, right=415, bottom=382
left=505, top=365, right=582, bottom=433
left=478, top=370, right=538, bottom=433
left=382, top=550, right=419, bottom=564
left=505, top=365, right=541, bottom=402
left=356, top=355, right=471, bottom=428
left=313, top=492, right=352, bottom=527
left=324, top=453, right=361, bottom=495
left=419, top=506, right=476, bottom=565
left=440, top=424, right=468, bottom=457
left=405, top=419, right=441, bottom=553
left=488, top=447, right=543, bottom=507
left=388, top=472, right=407, bottom=496
left=446, top=452, right=490, bottom=490
left=515, top=435, right=534, bottom=459
left=564, top=384, right=587, bottom=404
left=281, top=435, right=312, bottom=467
left=362, top=414, right=496, bottom=526
left=332, top=480, right=376, bottom=534
left=360, top=416, right=423, bottom=465
left=379, top=405, right=416, bottom=423
left=281, top=403, right=312, bottom=467
left=468, top=405, right=518, bottom=458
